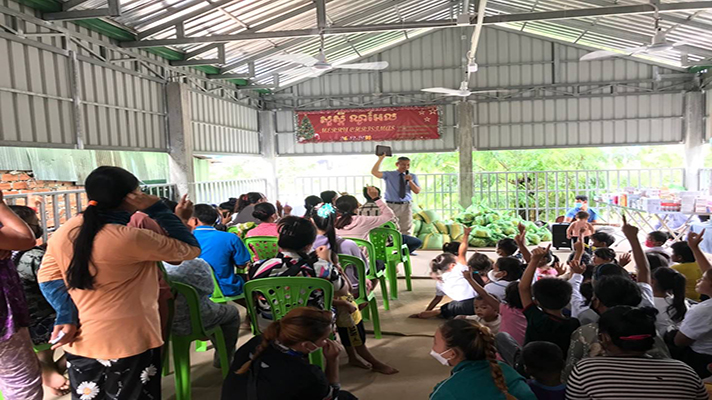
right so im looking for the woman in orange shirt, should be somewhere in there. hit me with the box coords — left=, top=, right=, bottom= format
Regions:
left=38, top=166, right=201, bottom=400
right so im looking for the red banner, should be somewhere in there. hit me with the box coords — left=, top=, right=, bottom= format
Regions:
left=295, top=106, right=440, bottom=143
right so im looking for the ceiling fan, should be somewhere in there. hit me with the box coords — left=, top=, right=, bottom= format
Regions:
left=580, top=12, right=686, bottom=62
left=270, top=35, right=388, bottom=77
left=421, top=81, right=508, bottom=97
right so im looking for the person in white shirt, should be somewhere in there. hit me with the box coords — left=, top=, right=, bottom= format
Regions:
left=651, top=267, right=689, bottom=336
left=484, top=257, right=523, bottom=302
left=411, top=228, right=478, bottom=319
left=673, top=230, right=712, bottom=378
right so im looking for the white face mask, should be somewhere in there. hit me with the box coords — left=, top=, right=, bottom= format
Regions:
left=430, top=349, right=452, bottom=366
left=488, top=270, right=502, bottom=282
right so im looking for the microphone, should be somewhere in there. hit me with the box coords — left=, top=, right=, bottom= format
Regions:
left=405, top=170, right=410, bottom=175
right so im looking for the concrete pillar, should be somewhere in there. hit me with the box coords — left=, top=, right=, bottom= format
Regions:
left=458, top=101, right=475, bottom=208
left=166, top=82, right=195, bottom=199
left=259, top=110, right=279, bottom=201
left=683, top=91, right=705, bottom=191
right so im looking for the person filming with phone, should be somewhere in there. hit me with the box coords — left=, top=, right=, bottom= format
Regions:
left=371, top=151, right=421, bottom=235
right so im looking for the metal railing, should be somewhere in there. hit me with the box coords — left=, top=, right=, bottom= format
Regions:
left=281, top=173, right=460, bottom=219
left=699, top=168, right=712, bottom=190
left=4, top=179, right=268, bottom=242
left=284, top=168, right=685, bottom=222
left=189, top=179, right=268, bottom=205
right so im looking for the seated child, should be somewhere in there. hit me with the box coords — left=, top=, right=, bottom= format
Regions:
left=590, top=231, right=615, bottom=249
left=520, top=246, right=580, bottom=356
left=463, top=272, right=527, bottom=343
left=411, top=228, right=478, bottom=319
left=592, top=248, right=617, bottom=266
left=497, top=238, right=524, bottom=262
left=461, top=297, right=501, bottom=335
left=485, top=257, right=523, bottom=301
left=522, top=342, right=566, bottom=400
left=566, top=211, right=594, bottom=244
left=646, top=230, right=672, bottom=257
left=670, top=241, right=702, bottom=301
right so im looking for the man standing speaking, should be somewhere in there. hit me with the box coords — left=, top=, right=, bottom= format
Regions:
left=371, top=153, right=421, bottom=235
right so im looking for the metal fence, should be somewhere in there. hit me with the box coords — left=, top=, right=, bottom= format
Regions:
left=189, top=179, right=268, bottom=205
left=4, top=179, right=267, bottom=242
left=284, top=168, right=685, bottom=222
left=282, top=174, right=460, bottom=218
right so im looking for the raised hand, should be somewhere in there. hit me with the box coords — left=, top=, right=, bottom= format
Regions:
left=174, top=194, right=194, bottom=222
left=531, top=244, right=551, bottom=258
left=619, top=252, right=632, bottom=267
left=553, top=261, right=566, bottom=276
left=688, top=229, right=705, bottom=249
left=124, top=191, right=160, bottom=211
left=568, top=259, right=586, bottom=275
left=573, top=237, right=585, bottom=254
left=366, top=185, right=380, bottom=200
left=621, top=215, right=639, bottom=238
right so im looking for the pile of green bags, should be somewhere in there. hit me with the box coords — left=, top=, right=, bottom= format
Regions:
left=412, top=204, right=552, bottom=249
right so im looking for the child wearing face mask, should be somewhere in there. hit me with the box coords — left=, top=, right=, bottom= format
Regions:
left=645, top=231, right=672, bottom=256
left=485, top=258, right=523, bottom=302
left=429, top=319, right=537, bottom=400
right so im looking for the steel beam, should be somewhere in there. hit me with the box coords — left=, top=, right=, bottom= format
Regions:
left=315, top=0, right=327, bottom=30
left=120, top=1, right=712, bottom=48
left=62, top=0, right=91, bottom=11
left=137, top=0, right=236, bottom=40
left=44, top=0, right=120, bottom=21
left=218, top=0, right=420, bottom=73
left=171, top=43, right=225, bottom=66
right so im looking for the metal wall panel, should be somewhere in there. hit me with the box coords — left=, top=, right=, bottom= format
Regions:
left=282, top=27, right=680, bottom=98
left=269, top=26, right=688, bottom=155
left=474, top=93, right=684, bottom=150
left=79, top=59, right=166, bottom=150
left=0, top=26, right=75, bottom=147
left=273, top=105, right=456, bottom=156
left=190, top=90, right=260, bottom=155
left=706, top=88, right=712, bottom=141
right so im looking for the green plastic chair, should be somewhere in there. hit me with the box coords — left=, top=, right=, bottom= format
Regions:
left=170, top=281, right=231, bottom=400
left=195, top=272, right=244, bottom=352
left=381, top=221, right=398, bottom=231
left=344, top=237, right=389, bottom=311
left=244, top=277, right=334, bottom=369
left=244, top=236, right=279, bottom=261
left=369, top=227, right=413, bottom=300
left=337, top=254, right=382, bottom=339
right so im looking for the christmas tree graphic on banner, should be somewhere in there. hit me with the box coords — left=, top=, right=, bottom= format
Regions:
left=296, top=115, right=316, bottom=142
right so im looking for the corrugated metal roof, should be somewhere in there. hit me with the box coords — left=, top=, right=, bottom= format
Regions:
left=67, top=0, right=712, bottom=86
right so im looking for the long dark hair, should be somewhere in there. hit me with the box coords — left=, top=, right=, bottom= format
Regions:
left=440, top=320, right=515, bottom=400
left=310, top=204, right=340, bottom=256
left=599, top=306, right=658, bottom=353
left=303, top=195, right=322, bottom=218
left=278, top=216, right=317, bottom=263
left=334, top=195, right=359, bottom=230
left=235, top=192, right=263, bottom=213
left=68, top=166, right=139, bottom=290
left=236, top=307, right=332, bottom=374
left=653, top=267, right=688, bottom=323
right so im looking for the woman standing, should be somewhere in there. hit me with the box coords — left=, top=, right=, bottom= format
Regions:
left=38, top=166, right=201, bottom=399
left=429, top=319, right=535, bottom=400
left=0, top=190, right=43, bottom=399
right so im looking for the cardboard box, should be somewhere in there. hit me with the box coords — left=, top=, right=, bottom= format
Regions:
left=642, top=198, right=662, bottom=213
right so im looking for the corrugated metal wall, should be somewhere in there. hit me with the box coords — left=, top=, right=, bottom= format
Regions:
left=0, top=0, right=168, bottom=150
left=706, top=88, right=712, bottom=141
left=0, top=22, right=75, bottom=147
left=273, top=106, right=457, bottom=155
left=268, top=26, right=688, bottom=154
left=475, top=94, right=683, bottom=149
left=1, top=0, right=260, bottom=156
left=190, top=90, right=260, bottom=155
